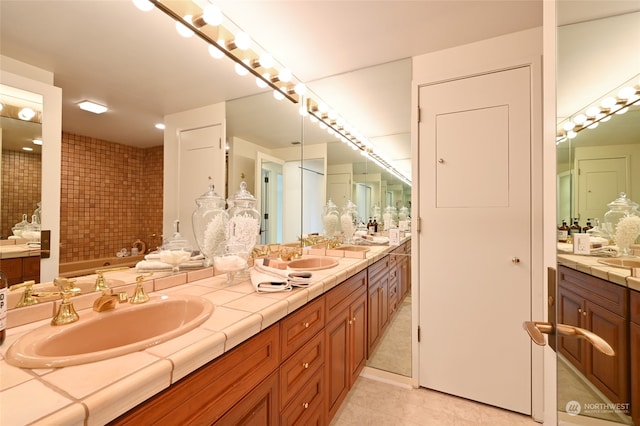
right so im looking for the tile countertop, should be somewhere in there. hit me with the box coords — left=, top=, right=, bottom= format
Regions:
left=0, top=244, right=400, bottom=426
left=0, top=241, right=41, bottom=259
left=557, top=251, right=640, bottom=292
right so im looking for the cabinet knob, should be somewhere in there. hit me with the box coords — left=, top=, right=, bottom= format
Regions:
left=348, top=320, right=352, bottom=325
left=512, top=257, right=520, bottom=264
left=303, top=322, right=310, bottom=328
left=438, top=158, right=444, bottom=163
left=352, top=316, right=356, bottom=322
left=303, top=402, right=309, bottom=409
left=303, top=362, right=309, bottom=369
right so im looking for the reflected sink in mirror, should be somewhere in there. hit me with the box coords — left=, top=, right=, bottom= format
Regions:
left=288, top=257, right=339, bottom=271
left=598, top=258, right=640, bottom=277
left=334, top=245, right=370, bottom=252
left=6, top=295, right=213, bottom=368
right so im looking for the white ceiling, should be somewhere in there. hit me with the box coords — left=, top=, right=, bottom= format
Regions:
left=0, top=0, right=543, bottom=167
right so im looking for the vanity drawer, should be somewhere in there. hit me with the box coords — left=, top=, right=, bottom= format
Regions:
left=558, top=266, right=628, bottom=317
left=631, top=289, right=640, bottom=325
left=326, top=270, right=367, bottom=319
left=280, top=367, right=324, bottom=426
left=368, top=257, right=389, bottom=284
left=280, top=296, right=325, bottom=360
left=280, top=330, right=324, bottom=407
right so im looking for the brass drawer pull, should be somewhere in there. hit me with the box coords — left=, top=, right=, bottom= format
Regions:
left=303, top=362, right=309, bottom=369
left=303, top=322, right=310, bottom=328
left=303, top=402, right=309, bottom=409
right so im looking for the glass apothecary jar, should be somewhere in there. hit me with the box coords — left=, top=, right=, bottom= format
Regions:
left=603, top=192, right=640, bottom=241
left=226, top=181, right=261, bottom=255
left=340, top=200, right=358, bottom=244
left=382, top=205, right=397, bottom=230
left=192, top=183, right=229, bottom=266
left=323, top=199, right=340, bottom=239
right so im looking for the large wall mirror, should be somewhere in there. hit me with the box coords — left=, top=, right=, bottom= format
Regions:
left=556, top=4, right=639, bottom=425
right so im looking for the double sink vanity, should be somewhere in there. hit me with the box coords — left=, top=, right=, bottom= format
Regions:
left=1, top=239, right=410, bottom=425
left=556, top=251, right=640, bottom=424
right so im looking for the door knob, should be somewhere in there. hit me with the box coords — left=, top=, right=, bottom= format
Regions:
left=512, top=257, right=520, bottom=264
left=522, top=321, right=614, bottom=356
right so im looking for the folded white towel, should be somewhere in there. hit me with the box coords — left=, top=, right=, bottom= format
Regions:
left=250, top=259, right=313, bottom=292
left=136, top=260, right=172, bottom=271
left=249, top=268, right=292, bottom=293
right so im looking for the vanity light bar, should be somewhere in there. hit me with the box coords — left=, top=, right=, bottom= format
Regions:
left=557, top=77, right=640, bottom=141
left=146, top=0, right=300, bottom=104
left=306, top=97, right=412, bottom=184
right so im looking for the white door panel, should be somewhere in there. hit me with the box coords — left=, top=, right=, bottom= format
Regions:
left=419, top=67, right=532, bottom=415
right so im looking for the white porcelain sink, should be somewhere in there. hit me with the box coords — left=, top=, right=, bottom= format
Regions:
left=6, top=295, right=213, bottom=368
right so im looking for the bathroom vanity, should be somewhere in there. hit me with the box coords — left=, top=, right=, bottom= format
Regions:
left=0, top=240, right=40, bottom=285
left=557, top=253, right=640, bottom=424
left=1, top=239, right=411, bottom=425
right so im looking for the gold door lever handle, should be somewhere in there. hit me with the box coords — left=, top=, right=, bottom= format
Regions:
left=522, top=321, right=615, bottom=356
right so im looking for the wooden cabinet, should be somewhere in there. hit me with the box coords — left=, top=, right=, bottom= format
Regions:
left=325, top=270, right=367, bottom=421
left=0, top=256, right=40, bottom=285
left=558, top=266, right=629, bottom=405
left=367, top=257, right=389, bottom=354
left=110, top=325, right=280, bottom=425
left=215, top=371, right=279, bottom=425
left=631, top=290, right=640, bottom=425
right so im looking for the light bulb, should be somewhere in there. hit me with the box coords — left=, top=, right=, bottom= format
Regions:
left=234, top=32, right=251, bottom=50
left=567, top=130, right=577, bottom=139
left=32, top=139, right=43, bottom=145
left=328, top=110, right=338, bottom=120
left=585, top=106, right=600, bottom=117
left=132, top=0, right=154, bottom=12
left=573, top=114, right=586, bottom=125
left=208, top=44, right=224, bottom=59
left=318, top=102, right=328, bottom=113
left=562, top=121, right=575, bottom=131
left=294, top=83, right=307, bottom=96
left=587, top=121, right=599, bottom=129
left=202, top=5, right=223, bottom=26
left=601, top=96, right=617, bottom=109
left=235, top=61, right=249, bottom=76
left=618, top=86, right=636, bottom=99
left=298, top=106, right=308, bottom=116
left=18, top=107, right=36, bottom=121
left=327, top=127, right=335, bottom=136
left=309, top=115, right=318, bottom=123
left=259, top=53, right=274, bottom=69
left=319, top=122, right=327, bottom=130
left=273, top=90, right=285, bottom=101
left=616, top=106, right=629, bottom=115
left=600, top=115, right=612, bottom=122
left=176, top=16, right=194, bottom=37
left=610, top=103, right=622, bottom=113
left=278, top=68, right=292, bottom=83
left=256, top=74, right=269, bottom=89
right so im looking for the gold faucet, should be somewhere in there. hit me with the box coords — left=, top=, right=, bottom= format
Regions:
left=93, top=290, right=128, bottom=312
left=94, top=266, right=129, bottom=292
left=32, top=277, right=81, bottom=326
left=130, top=273, right=153, bottom=304
left=326, top=238, right=342, bottom=249
left=9, top=280, right=38, bottom=307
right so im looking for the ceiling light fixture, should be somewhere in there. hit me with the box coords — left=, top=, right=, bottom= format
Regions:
left=557, top=74, right=640, bottom=141
left=137, top=0, right=302, bottom=103
left=155, top=123, right=165, bottom=130
left=78, top=100, right=108, bottom=114
left=33, top=139, right=43, bottom=145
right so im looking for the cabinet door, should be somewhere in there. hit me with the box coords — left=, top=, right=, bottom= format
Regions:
left=558, top=286, right=585, bottom=370
left=214, top=371, right=279, bottom=426
left=631, top=322, right=640, bottom=425
left=349, top=291, right=367, bottom=386
left=1, top=258, right=22, bottom=285
left=367, top=285, right=381, bottom=354
left=380, top=276, right=389, bottom=332
left=325, top=307, right=350, bottom=420
left=585, top=300, right=629, bottom=405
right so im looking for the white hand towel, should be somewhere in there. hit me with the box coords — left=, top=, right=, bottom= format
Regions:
left=249, top=267, right=292, bottom=293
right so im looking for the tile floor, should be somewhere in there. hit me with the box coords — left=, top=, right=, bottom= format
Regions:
left=330, top=376, right=540, bottom=425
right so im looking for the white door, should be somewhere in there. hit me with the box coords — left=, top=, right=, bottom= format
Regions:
left=178, top=124, right=223, bottom=247
left=327, top=173, right=352, bottom=210
left=418, top=67, right=532, bottom=414
left=576, top=157, right=629, bottom=223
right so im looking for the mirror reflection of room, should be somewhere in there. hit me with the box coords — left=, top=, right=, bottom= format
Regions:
left=556, top=6, right=640, bottom=425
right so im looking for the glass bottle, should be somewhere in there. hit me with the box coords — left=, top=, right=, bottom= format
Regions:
left=557, top=220, right=569, bottom=242
left=322, top=199, right=340, bottom=239
left=569, top=219, right=581, bottom=236
left=226, top=181, right=261, bottom=256
left=603, top=192, right=640, bottom=240
left=340, top=200, right=357, bottom=244
left=192, top=182, right=229, bottom=266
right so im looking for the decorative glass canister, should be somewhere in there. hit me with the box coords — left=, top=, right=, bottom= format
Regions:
left=340, top=200, right=358, bottom=244
left=323, top=199, right=340, bottom=239
left=192, top=183, right=229, bottom=266
left=371, top=203, right=381, bottom=222
left=382, top=205, right=397, bottom=230
left=603, top=192, right=640, bottom=241
left=226, top=181, right=261, bottom=256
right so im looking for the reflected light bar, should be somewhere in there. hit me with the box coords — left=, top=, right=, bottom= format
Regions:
left=78, top=100, right=108, bottom=114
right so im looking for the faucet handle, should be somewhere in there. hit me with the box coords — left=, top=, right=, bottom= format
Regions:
left=9, top=280, right=38, bottom=307
left=130, top=273, right=153, bottom=304
left=32, top=286, right=82, bottom=326
left=93, top=266, right=129, bottom=292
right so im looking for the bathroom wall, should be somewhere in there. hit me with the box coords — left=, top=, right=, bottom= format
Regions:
left=60, top=132, right=163, bottom=263
left=1, top=149, right=41, bottom=238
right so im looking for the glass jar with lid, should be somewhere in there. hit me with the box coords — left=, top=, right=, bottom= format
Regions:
left=226, top=181, right=261, bottom=255
left=602, top=192, right=640, bottom=241
left=340, top=199, right=358, bottom=244
left=323, top=198, right=340, bottom=239
left=192, top=182, right=229, bottom=266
